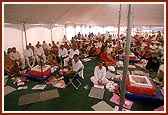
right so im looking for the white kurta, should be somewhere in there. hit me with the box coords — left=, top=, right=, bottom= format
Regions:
left=42, top=43, right=49, bottom=50
left=90, top=66, right=108, bottom=85
left=34, top=47, right=46, bottom=63
left=9, top=51, right=25, bottom=69
left=69, top=49, right=80, bottom=59
left=64, top=49, right=80, bottom=66
left=24, top=48, right=34, bottom=58
left=24, top=48, right=35, bottom=67
left=58, top=48, right=68, bottom=58
left=72, top=59, right=84, bottom=78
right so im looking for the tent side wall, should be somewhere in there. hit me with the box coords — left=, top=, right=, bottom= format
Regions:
left=4, top=24, right=65, bottom=56
left=4, top=24, right=25, bottom=57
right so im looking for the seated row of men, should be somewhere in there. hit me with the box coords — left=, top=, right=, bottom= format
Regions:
left=4, top=46, right=164, bottom=88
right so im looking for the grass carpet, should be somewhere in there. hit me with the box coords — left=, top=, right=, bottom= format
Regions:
left=4, top=56, right=162, bottom=111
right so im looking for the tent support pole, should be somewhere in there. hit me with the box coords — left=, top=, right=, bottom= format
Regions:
left=75, top=24, right=77, bottom=35
left=50, top=23, right=53, bottom=42
left=65, top=24, right=67, bottom=37
left=22, top=22, right=27, bottom=46
left=81, top=24, right=82, bottom=34
left=117, top=4, right=121, bottom=41
left=119, top=4, right=134, bottom=111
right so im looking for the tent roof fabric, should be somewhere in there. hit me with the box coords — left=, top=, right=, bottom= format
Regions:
left=4, top=3, right=164, bottom=26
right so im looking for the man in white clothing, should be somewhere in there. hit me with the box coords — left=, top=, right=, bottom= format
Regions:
left=90, top=61, right=108, bottom=86
left=34, top=44, right=46, bottom=64
left=63, top=54, right=84, bottom=85
left=42, top=41, right=49, bottom=53
left=72, top=55, right=84, bottom=79
left=58, top=45, right=68, bottom=67
left=64, top=45, right=80, bottom=67
left=9, top=47, right=25, bottom=70
left=24, top=45, right=35, bottom=68
left=56, top=41, right=60, bottom=48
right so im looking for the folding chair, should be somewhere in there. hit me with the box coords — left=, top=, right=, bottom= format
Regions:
left=68, top=67, right=83, bottom=90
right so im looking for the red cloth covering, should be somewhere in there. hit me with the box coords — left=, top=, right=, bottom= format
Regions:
left=29, top=65, right=51, bottom=77
left=126, top=76, right=156, bottom=96
left=122, top=54, right=136, bottom=60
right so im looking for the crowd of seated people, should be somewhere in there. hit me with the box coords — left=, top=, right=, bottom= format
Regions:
left=4, top=31, right=164, bottom=87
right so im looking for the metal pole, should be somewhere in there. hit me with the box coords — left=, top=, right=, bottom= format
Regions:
left=65, top=24, right=67, bottom=36
left=50, top=23, right=53, bottom=42
left=22, top=22, right=27, bottom=46
left=117, top=4, right=122, bottom=41
left=119, top=4, right=134, bottom=111
left=75, top=24, right=77, bottom=35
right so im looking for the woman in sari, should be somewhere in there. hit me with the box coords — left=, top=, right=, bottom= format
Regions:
left=4, top=51, right=20, bottom=76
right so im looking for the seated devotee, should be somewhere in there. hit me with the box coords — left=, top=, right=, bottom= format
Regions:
left=63, top=35, right=68, bottom=43
left=130, top=45, right=140, bottom=57
left=97, top=32, right=102, bottom=40
left=146, top=35, right=152, bottom=46
left=149, top=42, right=157, bottom=50
left=56, top=41, right=60, bottom=48
left=85, top=44, right=92, bottom=55
left=89, top=44, right=97, bottom=57
left=155, top=64, right=164, bottom=87
left=115, top=41, right=124, bottom=54
left=141, top=41, right=147, bottom=50
left=9, top=47, right=25, bottom=70
left=34, top=43, right=46, bottom=65
left=51, top=43, right=59, bottom=56
left=58, top=45, right=68, bottom=67
left=90, top=61, right=108, bottom=86
left=104, top=31, right=110, bottom=43
left=51, top=41, right=56, bottom=47
left=156, top=31, right=163, bottom=43
left=64, top=45, right=80, bottom=67
left=146, top=57, right=160, bottom=72
left=111, top=40, right=117, bottom=48
left=105, top=52, right=117, bottom=66
left=100, top=50, right=116, bottom=66
left=42, top=41, right=49, bottom=56
left=28, top=43, right=34, bottom=53
left=36, top=41, right=41, bottom=47
left=106, top=44, right=113, bottom=55
left=4, top=51, right=20, bottom=76
left=158, top=44, right=164, bottom=57
left=94, top=41, right=102, bottom=55
left=140, top=46, right=152, bottom=60
left=63, top=42, right=71, bottom=50
left=7, top=48, right=12, bottom=55
left=62, top=54, right=84, bottom=86
left=78, top=42, right=87, bottom=58
left=48, top=43, right=52, bottom=51
left=46, top=51, right=61, bottom=68
left=24, top=45, right=35, bottom=68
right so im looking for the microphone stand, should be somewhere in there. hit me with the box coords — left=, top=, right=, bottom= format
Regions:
left=40, top=56, right=43, bottom=80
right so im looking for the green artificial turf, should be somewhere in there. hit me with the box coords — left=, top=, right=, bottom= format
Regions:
left=4, top=56, right=162, bottom=111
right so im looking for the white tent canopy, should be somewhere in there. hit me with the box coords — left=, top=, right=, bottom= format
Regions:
left=3, top=2, right=165, bottom=56
left=4, top=3, right=164, bottom=26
